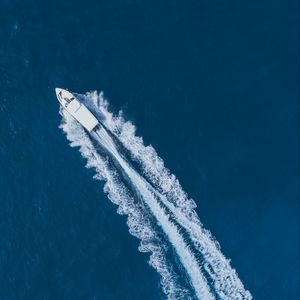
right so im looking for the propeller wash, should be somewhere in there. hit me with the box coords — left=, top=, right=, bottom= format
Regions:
left=57, top=89, right=252, bottom=300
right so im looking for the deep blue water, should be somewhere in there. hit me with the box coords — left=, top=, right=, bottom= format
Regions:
left=0, top=0, right=299, bottom=299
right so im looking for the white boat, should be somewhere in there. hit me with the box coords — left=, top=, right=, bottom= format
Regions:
left=55, top=88, right=99, bottom=132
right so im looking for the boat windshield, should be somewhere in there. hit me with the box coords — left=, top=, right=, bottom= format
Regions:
left=63, top=97, right=73, bottom=103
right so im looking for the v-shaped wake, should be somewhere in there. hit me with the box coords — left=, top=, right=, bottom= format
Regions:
left=59, top=91, right=252, bottom=300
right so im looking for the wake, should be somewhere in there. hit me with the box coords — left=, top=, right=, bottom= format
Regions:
left=59, top=91, right=252, bottom=300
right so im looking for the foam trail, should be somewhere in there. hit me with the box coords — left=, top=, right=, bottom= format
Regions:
left=92, top=127, right=213, bottom=300
left=60, top=91, right=252, bottom=300
left=85, top=92, right=252, bottom=300
left=60, top=111, right=196, bottom=299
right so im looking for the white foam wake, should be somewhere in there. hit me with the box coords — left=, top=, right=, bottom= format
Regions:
left=59, top=91, right=252, bottom=300
left=60, top=111, right=193, bottom=299
left=92, top=127, right=213, bottom=300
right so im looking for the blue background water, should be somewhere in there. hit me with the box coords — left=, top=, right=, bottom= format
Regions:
left=0, top=0, right=299, bottom=299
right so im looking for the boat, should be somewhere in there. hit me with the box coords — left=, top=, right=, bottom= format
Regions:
left=55, top=88, right=99, bottom=132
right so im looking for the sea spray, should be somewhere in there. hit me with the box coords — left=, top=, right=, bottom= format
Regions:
left=60, top=91, right=252, bottom=300
left=60, top=110, right=193, bottom=299
left=93, top=127, right=214, bottom=299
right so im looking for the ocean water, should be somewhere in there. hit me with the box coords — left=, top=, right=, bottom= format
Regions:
left=0, top=0, right=299, bottom=299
